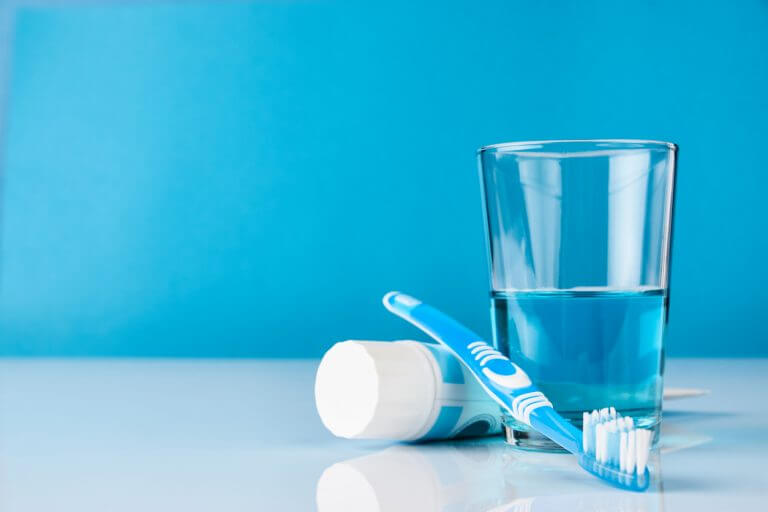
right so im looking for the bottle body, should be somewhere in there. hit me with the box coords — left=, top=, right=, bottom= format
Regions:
left=405, top=341, right=502, bottom=440
left=315, top=340, right=502, bottom=441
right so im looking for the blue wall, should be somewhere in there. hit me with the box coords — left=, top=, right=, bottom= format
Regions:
left=1, top=1, right=766, bottom=357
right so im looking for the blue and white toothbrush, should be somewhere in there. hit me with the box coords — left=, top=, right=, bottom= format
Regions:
left=383, top=291, right=652, bottom=492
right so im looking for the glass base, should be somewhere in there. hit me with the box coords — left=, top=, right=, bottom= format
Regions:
left=502, top=414, right=661, bottom=453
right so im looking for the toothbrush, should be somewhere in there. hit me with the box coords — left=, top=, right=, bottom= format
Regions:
left=382, top=291, right=652, bottom=492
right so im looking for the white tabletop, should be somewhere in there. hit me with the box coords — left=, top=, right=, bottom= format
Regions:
left=0, top=358, right=765, bottom=511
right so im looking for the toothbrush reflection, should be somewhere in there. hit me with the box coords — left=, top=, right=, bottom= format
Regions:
left=316, top=439, right=666, bottom=512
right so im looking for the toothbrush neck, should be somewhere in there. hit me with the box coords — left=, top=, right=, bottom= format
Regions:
left=529, top=407, right=582, bottom=455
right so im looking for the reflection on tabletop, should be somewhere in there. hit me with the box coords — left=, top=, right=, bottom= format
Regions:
left=316, top=420, right=711, bottom=512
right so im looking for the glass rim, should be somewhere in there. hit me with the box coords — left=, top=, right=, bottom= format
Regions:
left=477, top=139, right=677, bottom=156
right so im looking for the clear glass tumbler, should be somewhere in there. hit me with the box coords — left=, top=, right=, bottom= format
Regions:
left=477, top=140, right=677, bottom=452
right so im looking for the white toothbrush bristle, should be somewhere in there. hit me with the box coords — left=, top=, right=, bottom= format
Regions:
left=636, top=429, right=651, bottom=474
left=582, top=407, right=652, bottom=476
left=619, top=431, right=627, bottom=472
left=595, top=423, right=603, bottom=462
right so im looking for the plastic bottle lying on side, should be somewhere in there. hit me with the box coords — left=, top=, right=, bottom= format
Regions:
left=314, top=340, right=502, bottom=441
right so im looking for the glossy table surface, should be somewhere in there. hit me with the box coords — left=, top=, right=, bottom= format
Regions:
left=0, top=358, right=765, bottom=511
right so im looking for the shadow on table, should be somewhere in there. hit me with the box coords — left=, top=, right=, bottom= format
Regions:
left=663, top=410, right=736, bottom=422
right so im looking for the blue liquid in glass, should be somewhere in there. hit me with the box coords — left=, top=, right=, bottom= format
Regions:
left=492, top=288, right=666, bottom=435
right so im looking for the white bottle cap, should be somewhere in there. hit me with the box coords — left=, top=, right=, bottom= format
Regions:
left=315, top=340, right=437, bottom=440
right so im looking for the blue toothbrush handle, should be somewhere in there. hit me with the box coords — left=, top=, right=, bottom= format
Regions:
left=383, top=291, right=582, bottom=454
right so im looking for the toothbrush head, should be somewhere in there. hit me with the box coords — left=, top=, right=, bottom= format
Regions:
left=579, top=407, right=653, bottom=492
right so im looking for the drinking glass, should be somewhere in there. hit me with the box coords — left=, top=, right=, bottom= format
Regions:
left=477, top=140, right=677, bottom=451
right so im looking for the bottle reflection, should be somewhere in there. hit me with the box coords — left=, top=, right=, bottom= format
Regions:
left=316, top=440, right=515, bottom=511
left=316, top=439, right=669, bottom=512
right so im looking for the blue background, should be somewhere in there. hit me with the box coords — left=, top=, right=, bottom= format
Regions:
left=0, top=0, right=766, bottom=357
